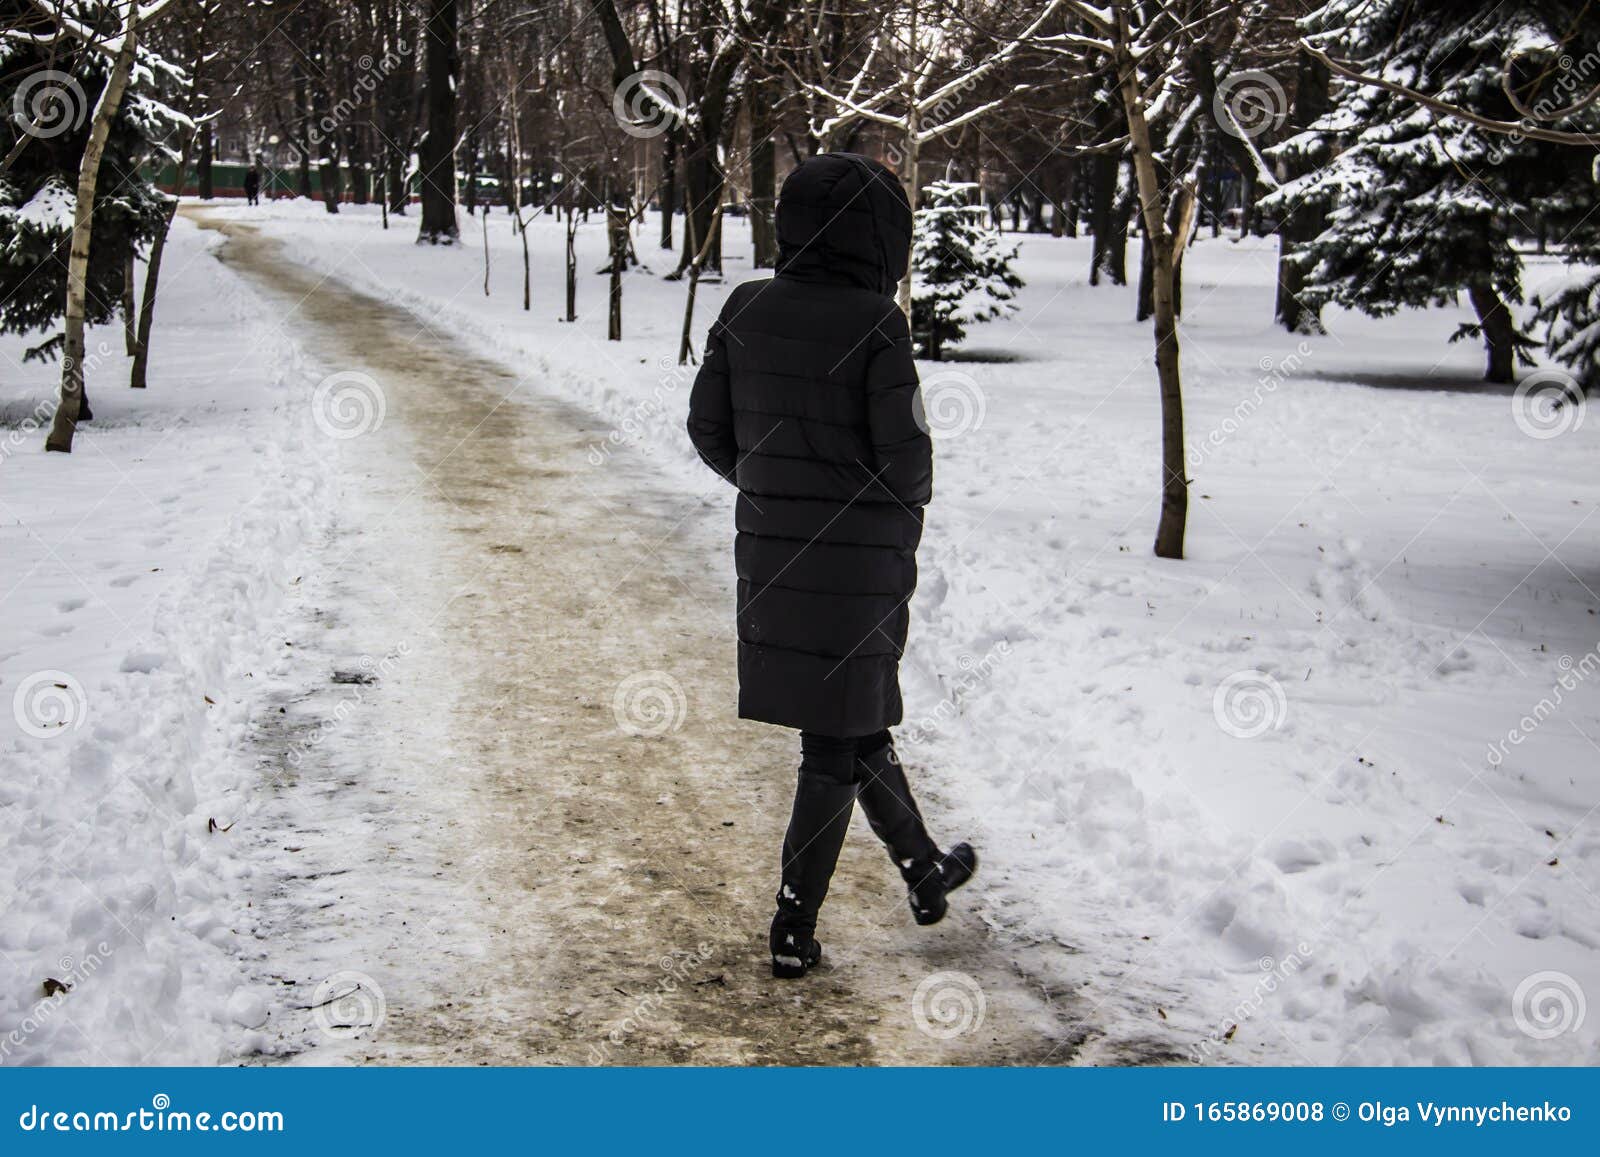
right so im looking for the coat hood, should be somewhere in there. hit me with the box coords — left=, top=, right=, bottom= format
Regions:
left=775, top=153, right=912, bottom=296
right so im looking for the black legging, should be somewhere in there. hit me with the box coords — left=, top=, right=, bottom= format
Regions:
left=799, top=730, right=892, bottom=780
left=773, top=730, right=940, bottom=935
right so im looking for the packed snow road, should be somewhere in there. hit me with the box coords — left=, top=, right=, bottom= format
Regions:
left=188, top=211, right=1106, bottom=1066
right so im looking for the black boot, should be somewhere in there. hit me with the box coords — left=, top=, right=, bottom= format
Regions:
left=769, top=914, right=822, bottom=979
left=906, top=843, right=978, bottom=926
left=770, top=740, right=857, bottom=979
left=855, top=738, right=977, bottom=925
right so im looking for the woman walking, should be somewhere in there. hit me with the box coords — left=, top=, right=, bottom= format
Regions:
left=687, top=152, right=976, bottom=979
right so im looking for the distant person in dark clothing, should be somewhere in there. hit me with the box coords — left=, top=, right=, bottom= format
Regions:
left=687, top=152, right=976, bottom=980
left=243, top=165, right=261, bottom=206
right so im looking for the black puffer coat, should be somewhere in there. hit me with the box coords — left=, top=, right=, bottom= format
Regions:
left=687, top=153, right=930, bottom=737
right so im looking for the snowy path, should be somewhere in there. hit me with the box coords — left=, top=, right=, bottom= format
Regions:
left=190, top=212, right=1114, bottom=1065
left=8, top=199, right=1592, bottom=1066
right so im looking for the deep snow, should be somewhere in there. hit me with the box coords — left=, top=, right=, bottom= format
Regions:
left=0, top=217, right=333, bottom=1063
left=2, top=196, right=1597, bottom=1065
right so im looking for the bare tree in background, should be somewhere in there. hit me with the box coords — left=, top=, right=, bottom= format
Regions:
left=418, top=0, right=459, bottom=242
left=791, top=0, right=1066, bottom=315
left=1033, top=0, right=1246, bottom=558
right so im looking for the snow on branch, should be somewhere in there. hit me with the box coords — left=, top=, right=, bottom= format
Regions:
left=15, top=0, right=176, bottom=58
left=1300, top=39, right=1600, bottom=148
left=799, top=0, right=1067, bottom=145
left=1058, top=0, right=1114, bottom=37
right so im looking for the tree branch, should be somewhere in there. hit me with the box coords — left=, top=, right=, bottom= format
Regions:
left=1301, top=40, right=1600, bottom=148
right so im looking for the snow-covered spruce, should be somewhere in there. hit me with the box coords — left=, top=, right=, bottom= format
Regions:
left=0, top=10, right=190, bottom=358
left=910, top=181, right=1022, bottom=361
left=1529, top=270, right=1600, bottom=395
left=1258, top=0, right=1581, bottom=383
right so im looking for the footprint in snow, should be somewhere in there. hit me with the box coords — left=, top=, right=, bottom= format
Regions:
left=119, top=651, right=167, bottom=674
left=1434, top=646, right=1476, bottom=676
left=1267, top=837, right=1335, bottom=875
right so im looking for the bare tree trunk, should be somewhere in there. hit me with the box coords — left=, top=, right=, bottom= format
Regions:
left=893, top=4, right=921, bottom=317
left=1054, top=160, right=1076, bottom=237
left=1171, top=182, right=1196, bottom=318
left=503, top=61, right=530, bottom=311
left=897, top=109, right=919, bottom=318
left=1275, top=49, right=1329, bottom=333
left=1089, top=150, right=1116, bottom=285
left=517, top=206, right=530, bottom=310
left=564, top=206, right=577, bottom=322
left=679, top=203, right=724, bottom=364
left=130, top=199, right=177, bottom=390
left=1141, top=187, right=1193, bottom=321
left=481, top=209, right=490, bottom=295
left=47, top=4, right=141, bottom=453
left=1065, top=162, right=1079, bottom=237
left=1469, top=283, right=1517, bottom=384
left=316, top=135, right=341, bottom=212
left=349, top=125, right=370, bottom=204
left=1025, top=185, right=1047, bottom=232
left=1137, top=231, right=1154, bottom=322
left=1107, top=176, right=1133, bottom=286
left=659, top=134, right=677, bottom=250
left=291, top=25, right=314, bottom=199
left=1116, top=27, right=1187, bottom=560
left=130, top=128, right=193, bottom=391
left=677, top=135, right=724, bottom=278
left=607, top=200, right=626, bottom=340
left=197, top=126, right=213, bottom=199
left=417, top=0, right=459, bottom=243
left=122, top=243, right=137, bottom=354
left=749, top=76, right=777, bottom=268
left=386, top=146, right=407, bottom=215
